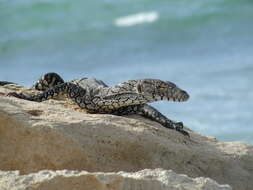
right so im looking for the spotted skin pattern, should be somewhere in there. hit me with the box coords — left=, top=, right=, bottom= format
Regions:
left=5, top=72, right=190, bottom=136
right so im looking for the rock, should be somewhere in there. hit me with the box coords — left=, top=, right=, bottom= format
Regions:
left=0, top=169, right=231, bottom=190
left=0, top=84, right=252, bottom=189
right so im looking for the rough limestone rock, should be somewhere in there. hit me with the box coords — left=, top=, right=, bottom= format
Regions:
left=0, top=169, right=231, bottom=190
left=0, top=84, right=252, bottom=189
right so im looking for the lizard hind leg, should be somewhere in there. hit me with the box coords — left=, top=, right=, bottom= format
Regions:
left=8, top=82, right=86, bottom=103
left=33, top=72, right=65, bottom=91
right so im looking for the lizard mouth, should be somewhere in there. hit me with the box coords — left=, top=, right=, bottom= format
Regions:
left=178, top=90, right=190, bottom=102
left=170, top=90, right=189, bottom=102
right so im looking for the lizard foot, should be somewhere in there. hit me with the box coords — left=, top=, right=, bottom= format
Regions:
left=175, top=122, right=190, bottom=137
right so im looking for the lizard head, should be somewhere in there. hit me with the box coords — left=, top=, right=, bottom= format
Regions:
left=137, top=79, right=189, bottom=102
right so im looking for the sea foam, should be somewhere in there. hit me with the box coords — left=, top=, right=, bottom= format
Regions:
left=114, top=11, right=159, bottom=27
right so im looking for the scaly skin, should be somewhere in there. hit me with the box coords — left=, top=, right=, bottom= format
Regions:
left=4, top=72, right=190, bottom=136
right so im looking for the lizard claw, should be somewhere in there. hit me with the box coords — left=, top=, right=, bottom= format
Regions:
left=177, top=129, right=190, bottom=137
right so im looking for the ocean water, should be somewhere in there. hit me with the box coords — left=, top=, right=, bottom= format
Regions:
left=0, top=0, right=252, bottom=144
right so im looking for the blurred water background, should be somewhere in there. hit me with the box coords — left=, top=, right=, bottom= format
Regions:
left=0, top=0, right=252, bottom=144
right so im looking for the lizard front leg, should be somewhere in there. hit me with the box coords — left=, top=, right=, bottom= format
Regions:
left=110, top=104, right=189, bottom=136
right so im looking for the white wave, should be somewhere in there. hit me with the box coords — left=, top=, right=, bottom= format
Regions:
left=114, top=11, right=159, bottom=27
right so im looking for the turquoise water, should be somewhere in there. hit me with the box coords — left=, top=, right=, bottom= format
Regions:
left=1, top=0, right=253, bottom=144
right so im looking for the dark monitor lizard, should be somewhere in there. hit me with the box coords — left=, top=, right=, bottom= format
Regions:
left=1, top=72, right=190, bottom=136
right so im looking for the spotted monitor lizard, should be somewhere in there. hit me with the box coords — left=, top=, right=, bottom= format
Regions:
left=2, top=72, right=190, bottom=136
